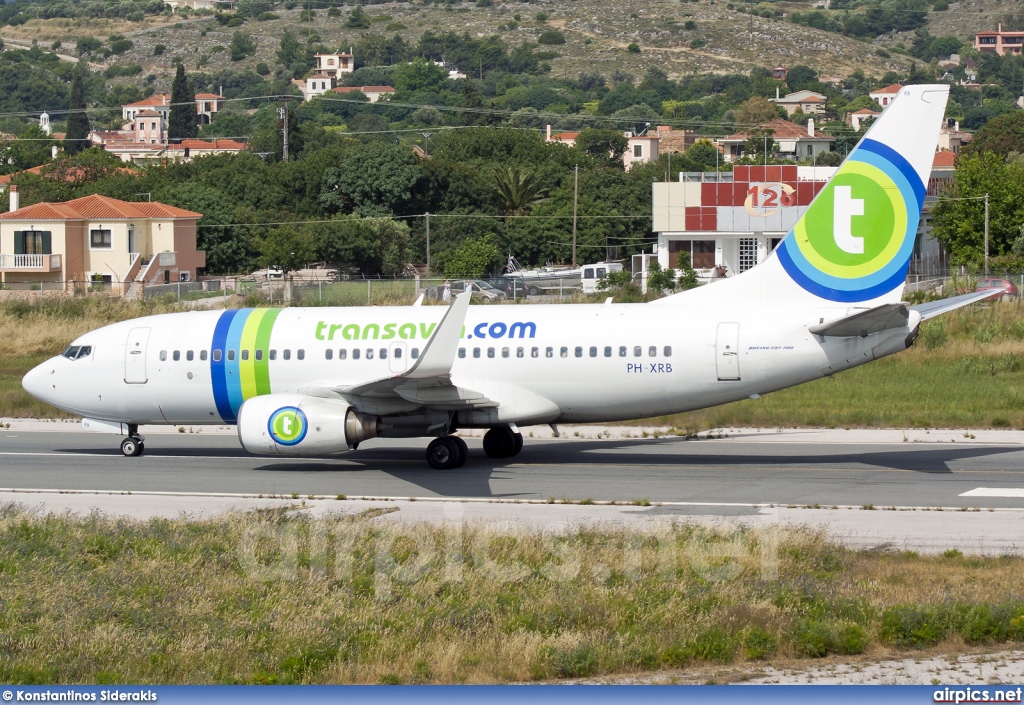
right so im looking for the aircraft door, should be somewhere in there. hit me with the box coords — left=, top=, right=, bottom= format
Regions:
left=125, top=327, right=150, bottom=384
left=389, top=343, right=408, bottom=373
left=715, top=322, right=741, bottom=381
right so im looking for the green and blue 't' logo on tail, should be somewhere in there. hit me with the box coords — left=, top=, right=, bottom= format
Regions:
left=776, top=138, right=925, bottom=303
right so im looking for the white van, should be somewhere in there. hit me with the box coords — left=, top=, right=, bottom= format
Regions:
left=580, top=262, right=624, bottom=294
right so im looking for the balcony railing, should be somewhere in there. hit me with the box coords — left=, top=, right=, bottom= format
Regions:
left=0, top=253, right=62, bottom=271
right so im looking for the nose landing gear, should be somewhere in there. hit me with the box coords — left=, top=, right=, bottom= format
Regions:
left=119, top=424, right=145, bottom=457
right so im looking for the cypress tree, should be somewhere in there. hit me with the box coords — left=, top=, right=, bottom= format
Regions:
left=168, top=63, right=198, bottom=140
left=64, top=65, right=90, bottom=155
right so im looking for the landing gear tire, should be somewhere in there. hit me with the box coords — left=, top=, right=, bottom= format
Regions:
left=120, top=436, right=144, bottom=457
left=483, top=426, right=522, bottom=459
left=451, top=435, right=468, bottom=468
left=426, top=435, right=465, bottom=470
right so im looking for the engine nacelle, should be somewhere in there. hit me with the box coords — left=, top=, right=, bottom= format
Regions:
left=237, top=394, right=380, bottom=455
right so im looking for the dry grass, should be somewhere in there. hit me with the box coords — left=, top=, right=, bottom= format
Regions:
left=0, top=508, right=1022, bottom=684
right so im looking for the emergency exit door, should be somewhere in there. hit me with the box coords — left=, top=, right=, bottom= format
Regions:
left=124, top=327, right=150, bottom=384
left=716, top=322, right=741, bottom=381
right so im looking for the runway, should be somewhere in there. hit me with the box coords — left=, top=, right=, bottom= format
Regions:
left=3, top=423, right=1024, bottom=508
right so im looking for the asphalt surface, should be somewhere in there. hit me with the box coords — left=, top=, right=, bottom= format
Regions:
left=3, top=426, right=1024, bottom=509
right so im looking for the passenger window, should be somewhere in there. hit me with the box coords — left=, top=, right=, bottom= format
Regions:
left=229, top=350, right=238, bottom=361
left=173, top=350, right=180, bottom=361
left=366, top=348, right=374, bottom=360
left=325, top=349, right=333, bottom=360
left=283, top=350, right=290, bottom=360
left=634, top=346, right=642, bottom=357
left=160, top=350, right=167, bottom=361
left=517, top=347, right=524, bottom=358
left=487, top=348, right=495, bottom=358
left=255, top=350, right=263, bottom=361
left=458, top=348, right=466, bottom=359
left=77, top=346, right=92, bottom=359
left=394, top=348, right=402, bottom=359
left=589, top=346, right=597, bottom=358
left=213, top=350, right=221, bottom=362
left=240, top=350, right=249, bottom=361
left=380, top=348, right=387, bottom=359
left=200, top=350, right=208, bottom=361
left=473, top=348, right=481, bottom=358
left=531, top=347, right=539, bottom=358
left=619, top=346, right=627, bottom=357
left=297, top=350, right=305, bottom=361
left=664, top=346, right=672, bottom=357
left=575, top=346, right=583, bottom=358
left=412, top=348, right=420, bottom=359
left=269, top=350, right=277, bottom=360
left=649, top=346, right=657, bottom=357
left=604, top=346, right=612, bottom=357
left=502, top=347, right=510, bottom=358
left=353, top=349, right=360, bottom=360
left=546, top=347, right=553, bottom=358
left=560, top=346, right=568, bottom=358
left=186, top=350, right=194, bottom=361
left=339, top=349, right=347, bottom=360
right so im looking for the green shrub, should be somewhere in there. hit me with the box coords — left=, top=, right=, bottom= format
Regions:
left=153, top=44, right=165, bottom=56
left=538, top=29, right=566, bottom=45
left=540, top=644, right=599, bottom=678
left=919, top=323, right=948, bottom=349
left=880, top=606, right=947, bottom=648
left=962, top=606, right=1002, bottom=644
left=836, top=622, right=869, bottom=654
left=690, top=38, right=706, bottom=49
left=791, top=618, right=835, bottom=657
left=626, top=42, right=641, bottom=53
left=742, top=626, right=778, bottom=660
left=690, top=628, right=738, bottom=662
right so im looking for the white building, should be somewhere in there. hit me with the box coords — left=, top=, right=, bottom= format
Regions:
left=315, top=51, right=355, bottom=80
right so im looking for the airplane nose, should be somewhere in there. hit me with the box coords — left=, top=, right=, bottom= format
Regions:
left=22, top=359, right=55, bottom=402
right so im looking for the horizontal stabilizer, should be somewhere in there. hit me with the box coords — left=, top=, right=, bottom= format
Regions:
left=910, top=289, right=1003, bottom=321
left=809, top=303, right=909, bottom=337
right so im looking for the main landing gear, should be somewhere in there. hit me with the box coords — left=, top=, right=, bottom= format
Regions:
left=424, top=425, right=524, bottom=469
left=120, top=424, right=145, bottom=457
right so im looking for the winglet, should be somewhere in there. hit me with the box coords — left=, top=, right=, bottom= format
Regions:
left=404, top=290, right=470, bottom=379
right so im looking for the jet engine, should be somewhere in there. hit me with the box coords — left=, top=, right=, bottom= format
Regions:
left=237, top=394, right=380, bottom=455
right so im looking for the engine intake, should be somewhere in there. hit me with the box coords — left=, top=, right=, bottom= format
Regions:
left=237, top=394, right=380, bottom=455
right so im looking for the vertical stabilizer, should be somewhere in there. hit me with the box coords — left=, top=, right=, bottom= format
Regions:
left=656, top=84, right=949, bottom=308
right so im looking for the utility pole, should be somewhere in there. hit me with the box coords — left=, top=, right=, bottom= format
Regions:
left=572, top=165, right=579, bottom=268
left=425, top=212, right=431, bottom=275
left=984, top=192, right=990, bottom=275
left=279, top=102, right=289, bottom=163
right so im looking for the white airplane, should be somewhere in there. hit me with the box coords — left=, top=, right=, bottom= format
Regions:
left=22, top=84, right=994, bottom=468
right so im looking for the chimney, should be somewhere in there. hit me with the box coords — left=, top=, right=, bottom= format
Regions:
left=9, top=184, right=19, bottom=212
left=546, top=124, right=551, bottom=141
left=51, top=145, right=58, bottom=159
left=776, top=86, right=780, bottom=100
left=808, top=118, right=815, bottom=138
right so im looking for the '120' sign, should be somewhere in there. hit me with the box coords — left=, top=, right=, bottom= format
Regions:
left=744, top=183, right=796, bottom=217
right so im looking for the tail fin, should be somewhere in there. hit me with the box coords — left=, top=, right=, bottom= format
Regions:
left=658, top=84, right=949, bottom=308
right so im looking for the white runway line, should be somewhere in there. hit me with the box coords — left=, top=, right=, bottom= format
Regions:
left=961, top=487, right=1024, bottom=498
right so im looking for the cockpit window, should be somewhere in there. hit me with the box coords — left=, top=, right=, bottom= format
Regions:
left=62, top=345, right=92, bottom=360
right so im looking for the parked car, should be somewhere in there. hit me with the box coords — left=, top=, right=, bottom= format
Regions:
left=485, top=276, right=526, bottom=299
left=976, top=277, right=1019, bottom=300
left=426, top=279, right=506, bottom=302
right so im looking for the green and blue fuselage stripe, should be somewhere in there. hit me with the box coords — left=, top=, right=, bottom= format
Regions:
left=210, top=308, right=282, bottom=423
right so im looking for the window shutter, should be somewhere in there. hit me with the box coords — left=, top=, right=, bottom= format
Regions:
left=13, top=231, right=24, bottom=255
left=41, top=231, right=51, bottom=255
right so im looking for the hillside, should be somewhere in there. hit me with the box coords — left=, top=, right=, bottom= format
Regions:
left=0, top=0, right=946, bottom=92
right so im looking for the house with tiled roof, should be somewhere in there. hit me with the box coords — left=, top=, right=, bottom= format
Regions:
left=0, top=190, right=205, bottom=294
left=848, top=107, right=881, bottom=131
left=716, top=119, right=834, bottom=162
left=165, top=139, right=248, bottom=161
left=869, top=83, right=904, bottom=108
left=771, top=89, right=827, bottom=117
left=315, top=51, right=355, bottom=80
left=545, top=125, right=580, bottom=145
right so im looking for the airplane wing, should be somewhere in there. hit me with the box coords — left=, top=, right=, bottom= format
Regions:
left=810, top=288, right=1003, bottom=338
left=335, top=291, right=497, bottom=410
left=909, top=289, right=1003, bottom=320
left=809, top=303, right=909, bottom=337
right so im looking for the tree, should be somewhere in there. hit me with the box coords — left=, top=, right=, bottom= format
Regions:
left=646, top=260, right=676, bottom=294
left=64, top=65, right=90, bottom=156
left=256, top=224, right=317, bottom=274
left=574, top=128, right=628, bottom=168
left=345, top=6, right=371, bottom=29
left=443, top=238, right=502, bottom=278
left=735, top=96, right=782, bottom=126
left=313, top=216, right=411, bottom=275
left=683, top=140, right=721, bottom=171
left=319, top=142, right=423, bottom=217
left=229, top=31, right=256, bottom=61
left=964, top=112, right=1024, bottom=158
left=932, top=152, right=1024, bottom=267
left=168, top=63, right=198, bottom=140
left=392, top=57, right=447, bottom=93
left=491, top=166, right=548, bottom=219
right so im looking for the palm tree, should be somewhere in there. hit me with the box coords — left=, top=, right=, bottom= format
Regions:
left=491, top=166, right=549, bottom=220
